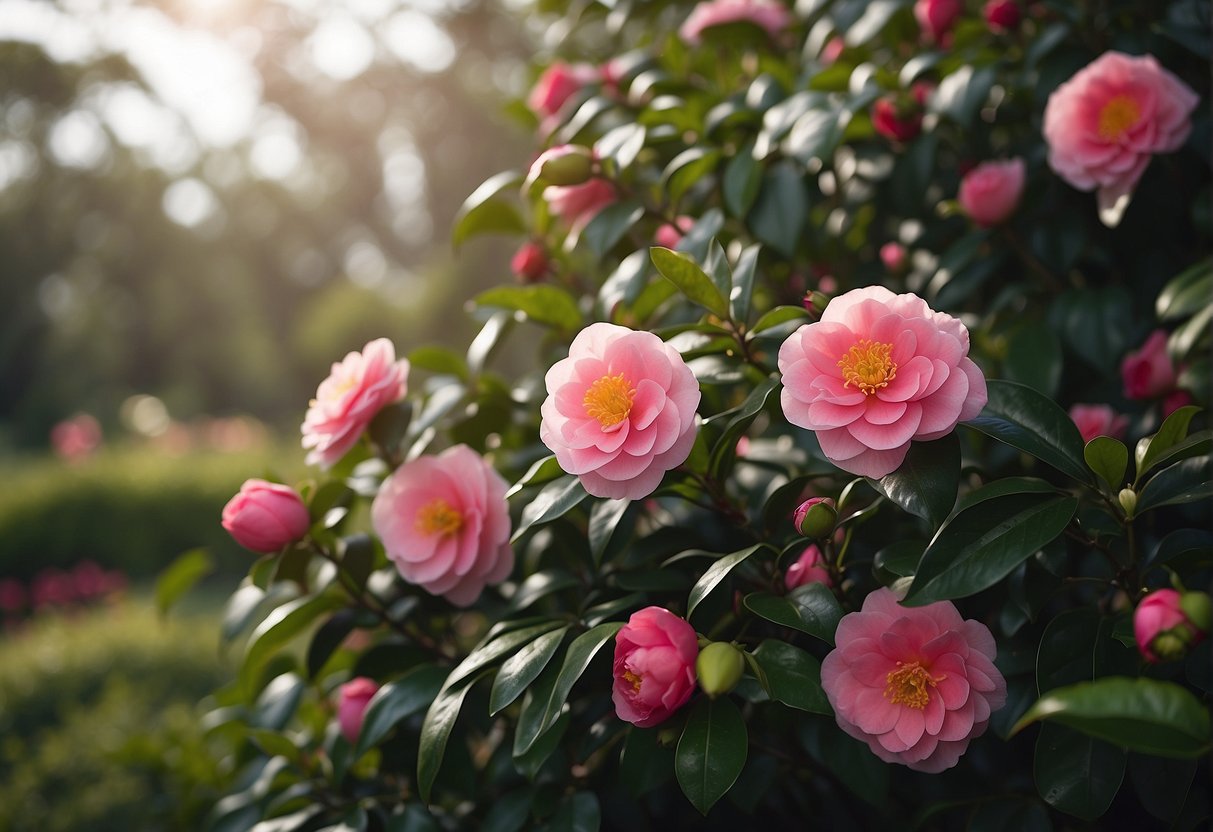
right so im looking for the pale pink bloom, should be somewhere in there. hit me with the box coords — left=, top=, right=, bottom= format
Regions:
left=222, top=479, right=311, bottom=554
left=654, top=215, right=695, bottom=249
left=1068, top=403, right=1129, bottom=444
left=820, top=36, right=845, bottom=66
left=302, top=338, right=409, bottom=469
left=544, top=179, right=616, bottom=233
left=372, top=444, right=514, bottom=607
left=1134, top=589, right=1207, bottom=663
left=785, top=545, right=833, bottom=591
left=880, top=242, right=907, bottom=272
left=1044, top=52, right=1198, bottom=223
left=779, top=286, right=987, bottom=478
left=612, top=606, right=698, bottom=727
left=528, top=62, right=599, bottom=119
left=821, top=588, right=1007, bottom=773
left=338, top=677, right=379, bottom=744
left=958, top=158, right=1026, bottom=227
left=679, top=0, right=791, bottom=45
left=50, top=413, right=102, bottom=462
left=1121, top=330, right=1178, bottom=400
left=915, top=0, right=962, bottom=43
left=540, top=323, right=700, bottom=500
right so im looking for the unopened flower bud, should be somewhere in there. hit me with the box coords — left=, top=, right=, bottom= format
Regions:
left=1134, top=588, right=1209, bottom=664
left=804, top=291, right=831, bottom=319
left=1180, top=591, right=1212, bottom=633
left=525, top=144, right=595, bottom=190
left=1118, top=487, right=1137, bottom=518
left=696, top=642, right=745, bottom=698
left=794, top=497, right=837, bottom=539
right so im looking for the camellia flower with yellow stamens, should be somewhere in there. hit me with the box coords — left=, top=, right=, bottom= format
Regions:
left=371, top=444, right=514, bottom=606
left=820, top=588, right=1007, bottom=773
left=540, top=322, right=700, bottom=500
left=612, top=606, right=699, bottom=728
left=778, top=286, right=987, bottom=478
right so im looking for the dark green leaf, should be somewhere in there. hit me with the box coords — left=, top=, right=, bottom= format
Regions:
left=447, top=621, right=565, bottom=690
left=687, top=545, right=765, bottom=619
left=506, top=455, right=565, bottom=499
left=588, top=498, right=631, bottom=567
left=749, top=304, right=810, bottom=335
left=964, top=380, right=1093, bottom=484
left=242, top=593, right=344, bottom=695
left=1147, top=528, right=1213, bottom=570
left=481, top=790, right=533, bottom=832
left=747, top=161, right=807, bottom=258
left=743, top=585, right=840, bottom=645
left=595, top=123, right=646, bottom=171
left=1037, top=609, right=1134, bottom=695
left=1084, top=436, right=1128, bottom=491
left=650, top=246, right=730, bottom=318
left=581, top=201, right=645, bottom=257
left=1135, top=455, right=1212, bottom=514
left=1128, top=753, right=1198, bottom=825
left=354, top=665, right=448, bottom=758
left=729, top=243, right=760, bottom=324
left=512, top=475, right=590, bottom=543
left=675, top=696, right=748, bottom=815
left=407, top=346, right=468, bottom=380
left=505, top=570, right=579, bottom=614
left=874, top=434, right=960, bottom=528
left=751, top=640, right=831, bottom=714
left=548, top=792, right=600, bottom=832
left=156, top=548, right=214, bottom=616
left=723, top=144, right=762, bottom=218
left=1135, top=405, right=1201, bottom=483
left=1035, top=724, right=1126, bottom=821
left=417, top=670, right=486, bottom=802
left=489, top=626, right=569, bottom=715
left=307, top=610, right=359, bottom=679
left=1011, top=677, right=1211, bottom=758
left=475, top=285, right=581, bottom=333
left=708, top=375, right=779, bottom=480
left=873, top=540, right=926, bottom=580
left=1004, top=322, right=1063, bottom=398
left=452, top=171, right=526, bottom=248
left=662, top=147, right=721, bottom=206
left=1156, top=259, right=1212, bottom=320
left=620, top=727, right=674, bottom=797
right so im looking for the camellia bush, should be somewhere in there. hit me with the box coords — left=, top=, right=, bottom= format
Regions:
left=194, top=0, right=1211, bottom=829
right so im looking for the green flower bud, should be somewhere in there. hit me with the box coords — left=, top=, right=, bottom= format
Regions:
left=794, top=497, right=837, bottom=539
left=525, top=144, right=595, bottom=190
left=695, top=642, right=745, bottom=698
left=1118, top=487, right=1137, bottom=518
left=1180, top=591, right=1213, bottom=633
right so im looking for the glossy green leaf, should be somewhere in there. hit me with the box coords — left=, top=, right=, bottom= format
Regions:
left=964, top=380, right=1093, bottom=484
left=1037, top=609, right=1135, bottom=695
left=650, top=246, right=729, bottom=318
left=723, top=144, right=762, bottom=218
left=447, top=621, right=565, bottom=690
left=505, top=570, right=579, bottom=614
left=1156, top=259, right=1212, bottom=320
left=306, top=610, right=360, bottom=679
left=904, top=493, right=1077, bottom=606
left=595, top=123, right=646, bottom=171
left=548, top=792, right=600, bottom=832
left=242, top=593, right=344, bottom=695
left=751, top=639, right=831, bottom=714
left=620, top=726, right=674, bottom=797
left=743, top=584, right=841, bottom=645
left=475, top=285, right=581, bottom=333
left=873, top=540, right=926, bottom=580
left=747, top=161, right=807, bottom=258
left=1134, top=405, right=1201, bottom=483
left=1011, top=677, right=1211, bottom=758
left=452, top=171, right=525, bottom=248
left=506, top=455, right=564, bottom=499
left=729, top=243, right=760, bottom=324
left=1004, top=321, right=1063, bottom=398
left=581, top=201, right=645, bottom=257
left=489, top=626, right=569, bottom=715
left=675, top=696, right=748, bottom=815
left=687, top=545, right=764, bottom=619
left=480, top=790, right=533, bottom=832
left=1135, top=455, right=1212, bottom=514
left=662, top=147, right=721, bottom=206
left=354, top=665, right=448, bottom=758
left=156, top=548, right=214, bottom=616
left=1084, top=436, right=1128, bottom=490
left=1128, top=753, right=1198, bottom=825
left=407, top=345, right=468, bottom=380
left=708, top=374, right=779, bottom=480
left=417, top=669, right=486, bottom=802
left=1034, top=723, right=1126, bottom=821
left=588, top=497, right=631, bottom=567
left=874, top=434, right=960, bottom=529
left=511, top=475, right=589, bottom=543
left=749, top=304, right=810, bottom=336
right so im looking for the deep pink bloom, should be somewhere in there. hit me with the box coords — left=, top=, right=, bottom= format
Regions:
left=880, top=242, right=907, bottom=272
left=540, top=323, right=700, bottom=500
left=779, top=286, right=987, bottom=478
left=528, top=62, right=599, bottom=119
left=821, top=588, right=1007, bottom=773
left=1134, top=589, right=1207, bottom=663
left=1121, top=330, right=1178, bottom=400
left=0, top=579, right=24, bottom=613
left=612, top=606, right=699, bottom=727
left=679, top=0, right=791, bottom=45
left=222, top=479, right=311, bottom=554
left=338, top=677, right=379, bottom=744
left=31, top=569, right=75, bottom=608
left=544, top=179, right=616, bottom=233
left=50, top=413, right=102, bottom=462
left=984, top=0, right=1020, bottom=32
left=872, top=96, right=924, bottom=143
left=302, top=338, right=409, bottom=469
left=1044, top=52, right=1198, bottom=222
left=654, top=215, right=695, bottom=249
left=372, top=444, right=514, bottom=606
left=511, top=241, right=549, bottom=283
left=785, top=545, right=833, bottom=591
left=1069, top=404, right=1129, bottom=444
left=915, top=0, right=962, bottom=43
left=958, top=158, right=1026, bottom=227
left=1163, top=389, right=1193, bottom=417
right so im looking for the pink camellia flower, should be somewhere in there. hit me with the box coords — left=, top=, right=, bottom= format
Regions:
left=338, top=677, right=379, bottom=744
left=50, top=413, right=102, bottom=462
left=540, top=323, right=700, bottom=500
left=958, top=158, right=1026, bottom=228
left=222, top=479, right=311, bottom=554
left=880, top=242, right=907, bottom=273
left=372, top=444, right=514, bottom=606
left=1134, top=589, right=1210, bottom=663
left=654, top=215, right=695, bottom=249
left=821, top=587, right=1007, bottom=773
left=820, top=36, right=845, bottom=66
left=1163, top=390, right=1193, bottom=417
left=612, top=606, right=699, bottom=727
left=915, top=0, right=962, bottom=44
left=544, top=179, right=617, bottom=233
left=679, top=0, right=791, bottom=45
left=511, top=241, right=549, bottom=283
left=302, top=338, right=409, bottom=469
left=779, top=286, right=988, bottom=478
left=0, top=579, right=25, bottom=613
left=1043, top=52, right=1199, bottom=224
left=872, top=95, right=923, bottom=143
left=1069, top=403, right=1129, bottom=444
left=785, top=544, right=833, bottom=591
left=528, top=61, right=599, bottom=120
left=984, top=0, right=1020, bottom=32
left=1121, top=330, right=1178, bottom=400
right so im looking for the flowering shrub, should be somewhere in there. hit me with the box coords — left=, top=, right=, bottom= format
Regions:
left=194, top=1, right=1211, bottom=829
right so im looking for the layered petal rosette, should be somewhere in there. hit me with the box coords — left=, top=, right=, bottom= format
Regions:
left=821, top=588, right=1007, bottom=773
left=302, top=338, right=409, bottom=469
left=612, top=606, right=699, bottom=728
left=778, top=286, right=987, bottom=478
left=371, top=444, right=514, bottom=607
left=540, top=323, right=700, bottom=500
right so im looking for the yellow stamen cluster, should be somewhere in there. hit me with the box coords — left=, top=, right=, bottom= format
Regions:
left=583, top=373, right=637, bottom=428
left=838, top=340, right=898, bottom=395
left=415, top=498, right=463, bottom=537
left=1098, top=95, right=1141, bottom=141
left=623, top=669, right=643, bottom=693
left=883, top=660, right=944, bottom=710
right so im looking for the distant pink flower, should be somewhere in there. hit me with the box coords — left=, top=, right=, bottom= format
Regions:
left=511, top=241, right=549, bottom=283
left=872, top=96, right=923, bottom=143
left=540, top=323, right=700, bottom=500
left=984, top=0, right=1020, bottom=32
left=544, top=179, right=616, bottom=232
left=338, top=677, right=379, bottom=744
left=1121, top=330, right=1178, bottom=400
left=880, top=242, right=907, bottom=272
left=1163, top=389, right=1193, bottom=417
left=1044, top=52, right=1198, bottom=222
left=1134, top=589, right=1208, bottom=663
left=0, top=579, right=24, bottom=613
left=785, top=545, right=833, bottom=591
left=1069, top=404, right=1129, bottom=443
left=222, top=479, right=312, bottom=554
left=958, top=158, right=1026, bottom=227
left=528, top=62, right=599, bottom=119
left=612, top=606, right=699, bottom=727
left=779, top=286, right=987, bottom=478
left=915, top=0, right=962, bottom=43
left=820, top=36, right=845, bottom=66
left=50, top=413, right=101, bottom=462
left=655, top=215, right=695, bottom=249
left=31, top=569, right=75, bottom=609
left=302, top=338, right=409, bottom=469
left=679, top=0, right=791, bottom=45
left=372, top=444, right=514, bottom=606
left=821, top=588, right=1007, bottom=773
